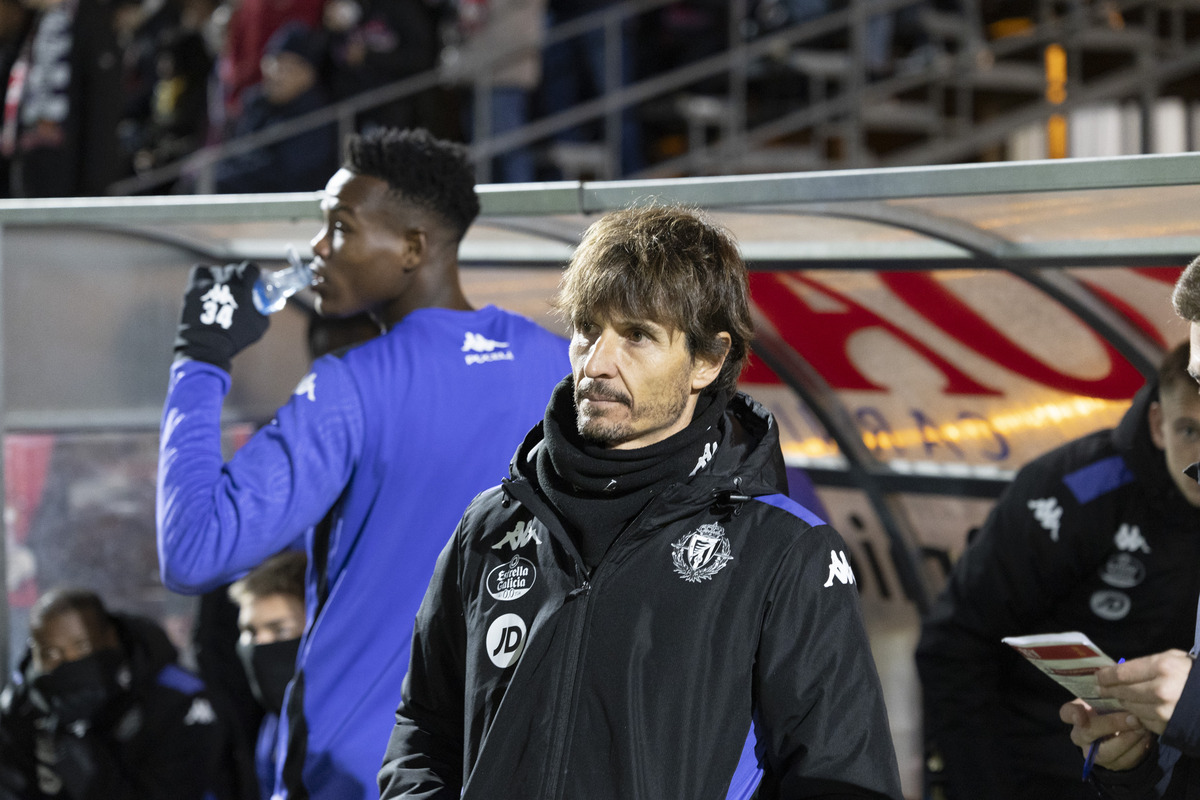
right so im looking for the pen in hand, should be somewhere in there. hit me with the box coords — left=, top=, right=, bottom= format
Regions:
left=1082, top=658, right=1124, bottom=781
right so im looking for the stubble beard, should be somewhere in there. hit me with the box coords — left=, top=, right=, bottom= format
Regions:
left=574, top=381, right=691, bottom=448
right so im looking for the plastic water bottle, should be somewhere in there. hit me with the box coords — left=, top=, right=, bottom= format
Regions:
left=253, top=246, right=315, bottom=315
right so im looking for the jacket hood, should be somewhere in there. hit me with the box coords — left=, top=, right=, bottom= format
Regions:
left=1113, top=376, right=1183, bottom=507
left=112, top=613, right=181, bottom=684
left=510, top=388, right=789, bottom=500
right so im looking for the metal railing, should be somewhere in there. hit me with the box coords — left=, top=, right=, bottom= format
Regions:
left=107, top=0, right=1200, bottom=196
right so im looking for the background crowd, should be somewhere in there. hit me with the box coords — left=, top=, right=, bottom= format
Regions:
left=0, top=0, right=944, bottom=197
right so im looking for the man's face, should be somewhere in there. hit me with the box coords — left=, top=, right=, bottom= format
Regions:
left=238, top=592, right=305, bottom=645
left=261, top=51, right=316, bottom=105
left=1150, top=377, right=1200, bottom=508
left=31, top=609, right=119, bottom=673
left=310, top=169, right=420, bottom=324
left=569, top=313, right=725, bottom=450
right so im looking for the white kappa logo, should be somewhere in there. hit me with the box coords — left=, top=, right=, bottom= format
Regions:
left=671, top=523, right=733, bottom=583
left=689, top=441, right=718, bottom=477
left=199, top=283, right=238, bottom=330
left=1114, top=523, right=1150, bottom=553
left=1027, top=497, right=1063, bottom=541
left=486, top=613, right=527, bottom=668
left=462, top=332, right=515, bottom=365
left=183, top=698, right=216, bottom=726
left=823, top=550, right=856, bottom=587
left=462, top=332, right=510, bottom=352
left=492, top=520, right=542, bottom=552
left=294, top=372, right=317, bottom=401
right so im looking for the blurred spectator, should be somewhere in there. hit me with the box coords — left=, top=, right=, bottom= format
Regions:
left=213, top=22, right=337, bottom=193
left=0, top=0, right=28, bottom=72
left=228, top=551, right=306, bottom=800
left=127, top=29, right=213, bottom=175
left=321, top=0, right=440, bottom=133
left=218, top=0, right=322, bottom=123
left=0, top=588, right=241, bottom=799
left=538, top=0, right=642, bottom=176
left=446, top=0, right=546, bottom=182
left=2, top=0, right=123, bottom=197
left=0, top=0, right=31, bottom=196
left=179, top=0, right=215, bottom=28
left=113, top=0, right=183, bottom=160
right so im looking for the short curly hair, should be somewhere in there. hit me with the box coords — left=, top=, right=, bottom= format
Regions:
left=343, top=128, right=480, bottom=241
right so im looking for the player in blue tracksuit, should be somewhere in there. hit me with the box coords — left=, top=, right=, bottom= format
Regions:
left=156, top=128, right=569, bottom=800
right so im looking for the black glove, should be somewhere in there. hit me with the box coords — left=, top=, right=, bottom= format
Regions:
left=174, top=261, right=270, bottom=372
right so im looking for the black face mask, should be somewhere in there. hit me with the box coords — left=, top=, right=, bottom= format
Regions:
left=237, top=637, right=300, bottom=715
left=31, top=649, right=125, bottom=724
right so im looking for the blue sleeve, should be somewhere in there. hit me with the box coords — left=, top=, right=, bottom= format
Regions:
left=156, top=358, right=364, bottom=593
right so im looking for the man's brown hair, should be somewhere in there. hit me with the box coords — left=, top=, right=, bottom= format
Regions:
left=554, top=204, right=753, bottom=395
left=228, top=550, right=306, bottom=607
left=1158, top=340, right=1194, bottom=398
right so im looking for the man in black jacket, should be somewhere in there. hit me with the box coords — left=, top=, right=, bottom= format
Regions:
left=916, top=341, right=1200, bottom=800
left=1060, top=255, right=1200, bottom=799
left=379, top=205, right=903, bottom=800
left=0, top=588, right=237, bottom=800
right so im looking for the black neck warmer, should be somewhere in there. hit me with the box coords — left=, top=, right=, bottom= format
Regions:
left=536, top=377, right=728, bottom=570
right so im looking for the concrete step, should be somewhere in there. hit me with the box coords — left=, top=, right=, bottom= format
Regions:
left=964, top=60, right=1046, bottom=92
left=786, top=48, right=853, bottom=80
left=861, top=100, right=944, bottom=133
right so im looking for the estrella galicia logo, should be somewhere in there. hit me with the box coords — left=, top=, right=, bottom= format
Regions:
left=671, top=523, right=733, bottom=583
left=486, top=613, right=526, bottom=668
left=487, top=556, right=536, bottom=601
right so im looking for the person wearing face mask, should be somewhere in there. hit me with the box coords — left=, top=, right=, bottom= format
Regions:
left=0, top=588, right=235, bottom=800
left=226, top=551, right=307, bottom=800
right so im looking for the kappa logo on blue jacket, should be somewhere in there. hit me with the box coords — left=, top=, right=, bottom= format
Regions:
left=462, top=332, right=514, bottom=365
left=293, top=372, right=317, bottom=401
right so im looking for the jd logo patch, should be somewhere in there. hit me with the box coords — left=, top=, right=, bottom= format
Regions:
left=486, top=613, right=527, bottom=668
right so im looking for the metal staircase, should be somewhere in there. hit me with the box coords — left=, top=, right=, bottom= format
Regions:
left=107, top=0, right=1200, bottom=195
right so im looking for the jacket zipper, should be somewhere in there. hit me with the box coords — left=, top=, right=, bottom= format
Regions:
left=544, top=575, right=591, bottom=800
left=540, top=493, right=676, bottom=799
